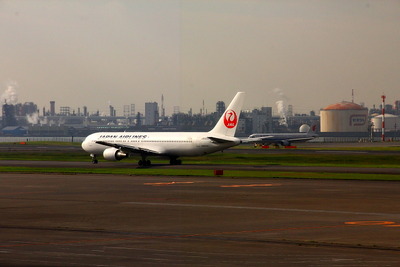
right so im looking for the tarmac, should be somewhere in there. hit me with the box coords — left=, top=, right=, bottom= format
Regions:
left=1, top=170, right=400, bottom=266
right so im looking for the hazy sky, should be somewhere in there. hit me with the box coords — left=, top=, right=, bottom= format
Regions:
left=1, top=0, right=399, bottom=116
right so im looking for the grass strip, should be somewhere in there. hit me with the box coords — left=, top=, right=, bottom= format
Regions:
left=1, top=152, right=399, bottom=169
left=0, top=166, right=399, bottom=181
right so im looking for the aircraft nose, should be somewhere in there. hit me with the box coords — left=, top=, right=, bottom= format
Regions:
left=81, top=138, right=90, bottom=151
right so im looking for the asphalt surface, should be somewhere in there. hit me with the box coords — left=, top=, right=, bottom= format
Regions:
left=1, top=172, right=400, bottom=266
left=1, top=142, right=400, bottom=266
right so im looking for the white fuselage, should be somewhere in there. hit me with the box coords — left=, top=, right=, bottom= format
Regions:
left=81, top=131, right=240, bottom=157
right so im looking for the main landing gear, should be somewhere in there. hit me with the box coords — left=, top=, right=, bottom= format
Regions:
left=170, top=157, right=182, bottom=165
left=138, top=159, right=151, bottom=167
left=138, top=153, right=151, bottom=167
left=137, top=157, right=182, bottom=166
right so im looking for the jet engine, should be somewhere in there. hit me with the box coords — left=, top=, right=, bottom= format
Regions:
left=103, top=147, right=128, bottom=161
left=279, top=140, right=290, bottom=146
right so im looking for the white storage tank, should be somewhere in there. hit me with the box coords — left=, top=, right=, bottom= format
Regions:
left=299, top=124, right=310, bottom=133
left=320, top=101, right=368, bottom=132
left=371, top=114, right=400, bottom=132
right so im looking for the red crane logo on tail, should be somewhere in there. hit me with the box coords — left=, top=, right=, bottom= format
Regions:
left=224, top=110, right=237, bottom=128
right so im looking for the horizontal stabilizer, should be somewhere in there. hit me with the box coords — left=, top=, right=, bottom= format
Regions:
left=208, top=137, right=234, bottom=143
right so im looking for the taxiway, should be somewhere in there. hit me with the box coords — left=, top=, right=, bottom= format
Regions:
left=1, top=172, right=400, bottom=266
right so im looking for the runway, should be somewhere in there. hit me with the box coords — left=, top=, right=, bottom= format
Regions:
left=1, top=173, right=400, bottom=266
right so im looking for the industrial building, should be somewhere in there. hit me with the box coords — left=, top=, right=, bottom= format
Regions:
left=251, top=107, right=273, bottom=133
left=3, top=95, right=400, bottom=142
left=145, top=102, right=159, bottom=126
left=371, top=114, right=400, bottom=132
left=320, top=101, right=368, bottom=133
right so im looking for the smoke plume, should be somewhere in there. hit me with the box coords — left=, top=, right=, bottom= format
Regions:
left=1, top=81, right=19, bottom=105
left=26, top=112, right=39, bottom=125
left=273, top=88, right=288, bottom=127
left=26, top=112, right=47, bottom=125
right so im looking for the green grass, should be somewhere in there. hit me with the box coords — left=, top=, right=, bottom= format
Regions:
left=3, top=142, right=400, bottom=167
left=0, top=166, right=398, bottom=181
left=1, top=142, right=400, bottom=180
left=183, top=153, right=400, bottom=168
left=0, top=148, right=400, bottom=168
left=0, top=151, right=88, bottom=161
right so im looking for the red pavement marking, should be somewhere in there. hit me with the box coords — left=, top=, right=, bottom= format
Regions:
left=144, top=182, right=195, bottom=186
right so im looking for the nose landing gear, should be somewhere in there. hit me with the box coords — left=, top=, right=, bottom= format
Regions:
left=90, top=154, right=98, bottom=164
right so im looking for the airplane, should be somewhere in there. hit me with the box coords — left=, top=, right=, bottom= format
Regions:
left=248, top=124, right=318, bottom=147
left=81, top=92, right=245, bottom=166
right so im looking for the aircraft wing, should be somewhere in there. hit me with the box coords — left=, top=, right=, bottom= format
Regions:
left=95, top=140, right=161, bottom=155
left=239, top=137, right=265, bottom=144
left=288, top=135, right=317, bottom=142
left=284, top=136, right=316, bottom=143
left=242, top=134, right=317, bottom=145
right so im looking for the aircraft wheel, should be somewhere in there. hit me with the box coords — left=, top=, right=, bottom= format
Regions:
left=92, top=159, right=98, bottom=164
left=138, top=160, right=151, bottom=166
left=170, top=158, right=182, bottom=165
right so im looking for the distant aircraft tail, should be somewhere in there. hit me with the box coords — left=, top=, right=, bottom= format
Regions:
left=209, top=92, right=245, bottom=137
left=308, top=123, right=317, bottom=134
